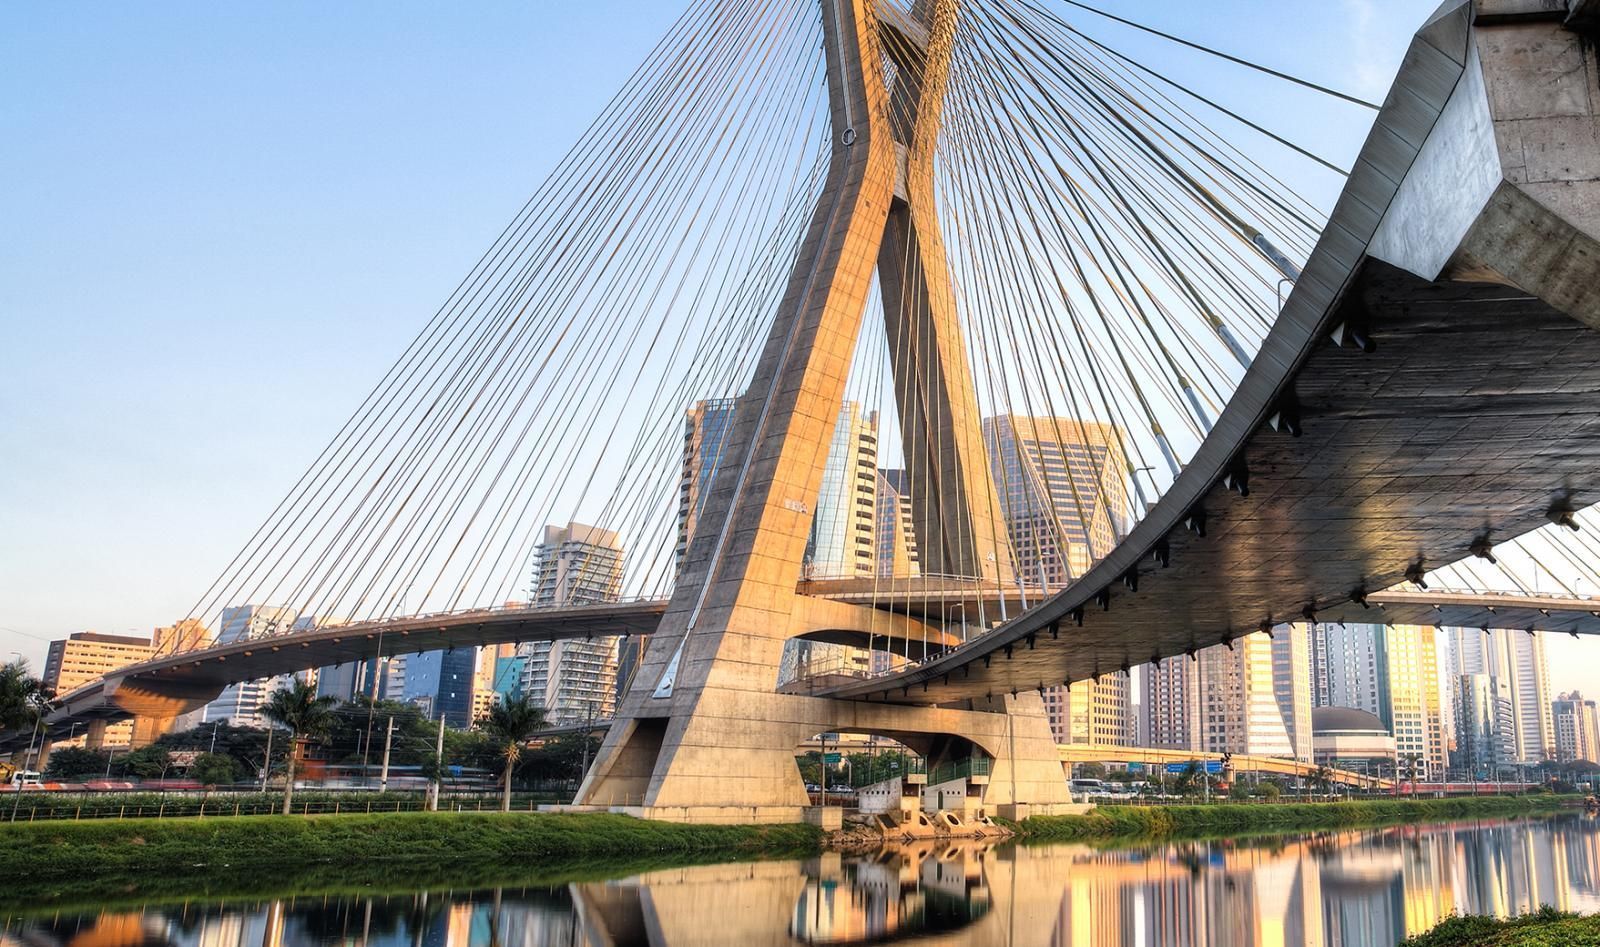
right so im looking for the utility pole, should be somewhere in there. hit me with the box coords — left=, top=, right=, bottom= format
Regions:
left=379, top=717, right=395, bottom=792
left=260, top=727, right=274, bottom=793
left=427, top=715, right=446, bottom=812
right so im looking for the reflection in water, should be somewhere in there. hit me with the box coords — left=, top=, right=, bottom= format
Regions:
left=8, top=814, right=1600, bottom=947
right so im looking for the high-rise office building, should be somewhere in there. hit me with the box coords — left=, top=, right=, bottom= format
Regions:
left=1377, top=624, right=1446, bottom=778
left=42, top=632, right=157, bottom=747
left=987, top=415, right=1131, bottom=746
left=1142, top=629, right=1310, bottom=761
left=521, top=522, right=625, bottom=726
left=984, top=415, right=1127, bottom=587
left=204, top=606, right=310, bottom=729
left=1193, top=629, right=1311, bottom=760
left=874, top=468, right=920, bottom=578
left=402, top=647, right=478, bottom=729
left=1311, top=623, right=1383, bottom=716
left=1446, top=627, right=1555, bottom=764
left=1553, top=692, right=1600, bottom=763
left=677, top=398, right=737, bottom=567
left=1312, top=623, right=1445, bottom=777
left=803, top=402, right=879, bottom=580
left=1043, top=671, right=1131, bottom=746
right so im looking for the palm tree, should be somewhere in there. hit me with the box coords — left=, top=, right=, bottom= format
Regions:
left=0, top=660, right=51, bottom=733
left=478, top=697, right=547, bottom=812
left=261, top=678, right=338, bottom=815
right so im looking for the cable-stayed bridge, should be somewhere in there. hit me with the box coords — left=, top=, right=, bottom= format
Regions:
left=13, top=0, right=1600, bottom=821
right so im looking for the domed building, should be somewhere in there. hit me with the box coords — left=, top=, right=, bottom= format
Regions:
left=1312, top=707, right=1396, bottom=773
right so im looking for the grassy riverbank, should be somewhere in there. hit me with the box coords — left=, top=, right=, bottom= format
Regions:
left=0, top=811, right=822, bottom=907
left=1015, top=795, right=1578, bottom=841
left=1401, top=906, right=1600, bottom=945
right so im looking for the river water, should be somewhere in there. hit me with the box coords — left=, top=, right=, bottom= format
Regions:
left=7, top=813, right=1600, bottom=946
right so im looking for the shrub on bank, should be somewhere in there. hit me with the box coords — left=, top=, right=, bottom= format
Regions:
left=1018, top=795, right=1575, bottom=841
left=1401, top=906, right=1600, bottom=946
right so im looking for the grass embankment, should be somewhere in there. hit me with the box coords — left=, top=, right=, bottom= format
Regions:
left=1401, top=907, right=1600, bottom=946
left=0, top=812, right=822, bottom=909
left=1016, top=795, right=1577, bottom=842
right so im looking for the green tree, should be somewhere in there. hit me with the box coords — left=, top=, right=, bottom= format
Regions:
left=1075, top=762, right=1108, bottom=780
left=154, top=723, right=288, bottom=784
left=0, top=660, right=51, bottom=732
left=261, top=678, right=338, bottom=815
left=1228, top=781, right=1252, bottom=801
left=477, top=696, right=548, bottom=811
left=120, top=745, right=172, bottom=781
left=1259, top=781, right=1283, bottom=802
left=43, top=746, right=109, bottom=781
left=190, top=752, right=239, bottom=794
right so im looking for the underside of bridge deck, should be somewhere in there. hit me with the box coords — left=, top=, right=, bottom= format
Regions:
left=822, top=261, right=1600, bottom=705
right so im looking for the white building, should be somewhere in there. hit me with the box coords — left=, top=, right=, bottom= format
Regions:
left=204, top=606, right=312, bottom=728
left=521, top=523, right=624, bottom=726
left=1446, top=627, right=1554, bottom=764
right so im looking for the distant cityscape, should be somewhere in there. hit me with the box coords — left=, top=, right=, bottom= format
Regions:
left=40, top=399, right=1600, bottom=782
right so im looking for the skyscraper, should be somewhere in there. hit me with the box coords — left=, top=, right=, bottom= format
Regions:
left=874, top=468, right=920, bottom=578
left=677, top=399, right=737, bottom=567
left=1141, top=629, right=1310, bottom=761
left=1454, top=673, right=1516, bottom=774
left=1144, top=656, right=1201, bottom=750
left=151, top=618, right=210, bottom=656
left=521, top=522, right=625, bottom=725
left=1194, top=629, right=1310, bottom=760
left=1552, top=692, right=1600, bottom=763
left=987, top=415, right=1131, bottom=745
left=984, top=415, right=1127, bottom=588
left=1376, top=624, right=1446, bottom=779
left=1043, top=671, right=1131, bottom=746
left=803, top=402, right=879, bottom=580
left=204, top=605, right=309, bottom=729
left=1446, top=627, right=1555, bottom=764
left=1312, top=623, right=1445, bottom=777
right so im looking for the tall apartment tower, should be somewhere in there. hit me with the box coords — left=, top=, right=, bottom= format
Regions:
left=874, top=468, right=920, bottom=578
left=988, top=415, right=1131, bottom=745
left=1552, top=692, right=1600, bottom=763
left=42, top=632, right=157, bottom=747
left=1143, top=655, right=1201, bottom=750
left=803, top=403, right=880, bottom=579
left=1454, top=673, right=1517, bottom=773
left=204, top=605, right=310, bottom=729
left=1446, top=627, right=1555, bottom=764
left=521, top=522, right=625, bottom=726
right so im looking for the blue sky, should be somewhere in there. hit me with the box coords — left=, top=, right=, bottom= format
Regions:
left=6, top=0, right=1595, bottom=694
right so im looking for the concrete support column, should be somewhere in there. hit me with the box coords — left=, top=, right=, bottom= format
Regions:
left=84, top=719, right=108, bottom=752
left=130, top=715, right=176, bottom=749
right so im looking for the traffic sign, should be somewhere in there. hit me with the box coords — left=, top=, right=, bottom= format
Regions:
left=1165, top=761, right=1223, bottom=774
left=823, top=753, right=841, bottom=764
